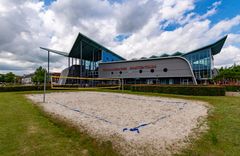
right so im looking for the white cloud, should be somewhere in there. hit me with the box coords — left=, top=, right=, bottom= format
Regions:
left=160, top=0, right=195, bottom=20
left=207, top=15, right=240, bottom=38
left=115, top=0, right=158, bottom=34
left=215, top=45, right=240, bottom=67
left=0, top=0, right=239, bottom=75
left=226, top=33, right=240, bottom=45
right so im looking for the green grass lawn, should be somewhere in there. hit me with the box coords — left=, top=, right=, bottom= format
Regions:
left=0, top=90, right=240, bottom=156
left=0, top=91, right=118, bottom=156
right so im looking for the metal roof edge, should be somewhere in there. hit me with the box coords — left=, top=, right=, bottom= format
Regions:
left=40, top=47, right=69, bottom=57
left=182, top=35, right=228, bottom=56
left=69, top=32, right=126, bottom=60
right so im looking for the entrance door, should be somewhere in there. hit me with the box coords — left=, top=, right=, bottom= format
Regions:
left=182, top=79, right=189, bottom=85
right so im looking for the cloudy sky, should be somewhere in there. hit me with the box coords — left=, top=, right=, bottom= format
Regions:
left=0, top=0, right=240, bottom=75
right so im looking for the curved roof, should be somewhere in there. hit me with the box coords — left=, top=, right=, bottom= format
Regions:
left=160, top=53, right=170, bottom=57
left=149, top=55, right=158, bottom=58
left=154, top=35, right=227, bottom=58
left=171, top=51, right=183, bottom=56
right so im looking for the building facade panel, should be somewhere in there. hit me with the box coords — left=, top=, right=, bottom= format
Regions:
left=99, top=57, right=194, bottom=79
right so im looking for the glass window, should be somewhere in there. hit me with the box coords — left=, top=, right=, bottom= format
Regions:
left=102, top=51, right=124, bottom=63
left=183, top=48, right=212, bottom=80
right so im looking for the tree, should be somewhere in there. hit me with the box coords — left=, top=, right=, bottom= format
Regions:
left=32, top=66, right=47, bottom=84
left=0, top=74, right=5, bottom=82
left=5, top=72, right=15, bottom=83
left=214, top=64, right=240, bottom=83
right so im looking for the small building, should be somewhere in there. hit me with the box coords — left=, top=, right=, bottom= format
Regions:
left=21, top=72, right=60, bottom=85
left=21, top=73, right=34, bottom=85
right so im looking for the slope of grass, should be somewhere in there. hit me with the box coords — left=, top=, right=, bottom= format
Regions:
left=0, top=92, right=118, bottom=156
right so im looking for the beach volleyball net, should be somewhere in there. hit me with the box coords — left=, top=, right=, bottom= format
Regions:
left=50, top=76, right=121, bottom=90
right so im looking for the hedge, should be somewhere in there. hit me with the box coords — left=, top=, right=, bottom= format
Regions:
left=124, top=85, right=226, bottom=96
left=0, top=85, right=51, bottom=92
left=224, top=85, right=240, bottom=92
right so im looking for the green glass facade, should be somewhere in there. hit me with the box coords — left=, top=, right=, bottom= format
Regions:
left=183, top=48, right=212, bottom=80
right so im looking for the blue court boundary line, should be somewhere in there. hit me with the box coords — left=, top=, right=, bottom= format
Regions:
left=53, top=101, right=186, bottom=134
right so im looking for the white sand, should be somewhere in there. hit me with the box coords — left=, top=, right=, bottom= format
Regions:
left=27, top=91, right=208, bottom=155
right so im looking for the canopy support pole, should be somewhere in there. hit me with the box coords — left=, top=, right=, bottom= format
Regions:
left=47, top=51, right=50, bottom=83
left=80, top=40, right=82, bottom=77
left=80, top=40, right=82, bottom=86
left=68, top=57, right=70, bottom=68
left=92, top=48, right=95, bottom=77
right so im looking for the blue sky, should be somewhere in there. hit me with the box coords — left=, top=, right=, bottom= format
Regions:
left=43, top=0, right=55, bottom=6
left=164, top=0, right=240, bottom=32
left=0, top=0, right=240, bottom=74
left=43, top=0, right=240, bottom=34
left=42, top=0, right=240, bottom=38
left=195, top=0, right=240, bottom=23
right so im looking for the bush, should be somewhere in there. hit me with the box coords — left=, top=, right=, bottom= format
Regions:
left=0, top=85, right=51, bottom=92
left=124, top=85, right=225, bottom=96
left=224, top=85, right=240, bottom=92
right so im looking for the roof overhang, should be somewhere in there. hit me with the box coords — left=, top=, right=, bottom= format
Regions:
left=183, top=35, right=228, bottom=56
left=68, top=32, right=125, bottom=61
left=40, top=32, right=125, bottom=61
left=40, top=47, right=69, bottom=57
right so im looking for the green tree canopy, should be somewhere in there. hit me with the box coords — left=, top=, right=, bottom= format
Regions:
left=214, top=64, right=240, bottom=81
left=0, top=74, right=5, bottom=82
left=5, top=72, right=15, bottom=83
left=32, top=66, right=47, bottom=84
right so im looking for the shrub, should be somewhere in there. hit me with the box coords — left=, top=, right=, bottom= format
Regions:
left=0, top=85, right=51, bottom=92
left=124, top=85, right=225, bottom=96
left=224, top=85, right=240, bottom=92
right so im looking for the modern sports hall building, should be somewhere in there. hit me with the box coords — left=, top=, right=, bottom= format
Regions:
left=41, top=33, right=227, bottom=85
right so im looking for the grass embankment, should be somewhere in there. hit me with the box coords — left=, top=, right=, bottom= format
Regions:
left=0, top=90, right=240, bottom=155
left=0, top=92, right=118, bottom=156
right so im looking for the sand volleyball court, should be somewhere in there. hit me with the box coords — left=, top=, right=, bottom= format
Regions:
left=27, top=91, right=208, bottom=155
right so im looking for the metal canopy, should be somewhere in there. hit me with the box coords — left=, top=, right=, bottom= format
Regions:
left=68, top=32, right=125, bottom=61
left=40, top=47, right=69, bottom=57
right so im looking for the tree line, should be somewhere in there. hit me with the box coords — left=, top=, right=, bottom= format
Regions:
left=214, top=64, right=240, bottom=83
left=0, top=72, right=17, bottom=83
left=0, top=66, right=46, bottom=84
